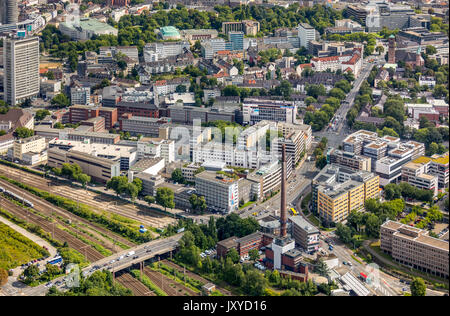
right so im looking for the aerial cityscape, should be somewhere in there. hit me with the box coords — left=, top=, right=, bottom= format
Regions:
left=0, top=0, right=448, bottom=300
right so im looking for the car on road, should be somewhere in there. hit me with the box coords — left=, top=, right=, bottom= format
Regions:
left=45, top=282, right=53, bottom=288
left=347, top=262, right=353, bottom=267
left=342, top=261, right=347, bottom=265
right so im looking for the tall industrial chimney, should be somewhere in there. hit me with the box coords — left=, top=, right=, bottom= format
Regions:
left=280, top=144, right=287, bottom=237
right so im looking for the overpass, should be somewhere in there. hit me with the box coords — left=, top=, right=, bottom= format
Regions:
left=82, top=233, right=184, bottom=277
left=25, top=233, right=184, bottom=296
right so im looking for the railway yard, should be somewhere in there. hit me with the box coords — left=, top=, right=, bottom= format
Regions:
left=0, top=164, right=228, bottom=297
left=115, top=272, right=155, bottom=296
left=143, top=265, right=199, bottom=296
left=0, top=165, right=178, bottom=230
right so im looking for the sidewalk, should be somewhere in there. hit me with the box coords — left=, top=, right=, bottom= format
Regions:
left=0, top=216, right=57, bottom=277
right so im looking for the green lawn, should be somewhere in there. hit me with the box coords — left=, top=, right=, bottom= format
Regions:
left=307, top=214, right=320, bottom=226
left=0, top=222, right=48, bottom=270
left=239, top=201, right=256, bottom=209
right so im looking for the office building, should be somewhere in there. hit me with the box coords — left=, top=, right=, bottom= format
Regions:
left=289, top=216, right=320, bottom=253
left=3, top=36, right=40, bottom=105
left=312, top=164, right=380, bottom=224
left=327, top=148, right=372, bottom=172
left=298, top=23, right=316, bottom=49
left=380, top=220, right=448, bottom=279
left=195, top=170, right=239, bottom=214
left=229, top=31, right=244, bottom=51
left=343, top=130, right=425, bottom=186
left=401, top=161, right=439, bottom=197
left=49, top=139, right=137, bottom=171
left=69, top=105, right=118, bottom=129
left=48, top=147, right=120, bottom=183
left=181, top=29, right=218, bottom=42
left=201, top=38, right=233, bottom=60
left=412, top=154, right=449, bottom=188
left=143, top=41, right=190, bottom=62
left=9, top=135, right=46, bottom=161
left=242, top=98, right=298, bottom=125
left=137, top=137, right=175, bottom=163
left=222, top=20, right=260, bottom=36
left=71, top=87, right=91, bottom=106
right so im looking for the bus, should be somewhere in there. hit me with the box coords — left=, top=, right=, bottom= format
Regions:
left=47, top=256, right=63, bottom=265
left=290, top=208, right=298, bottom=216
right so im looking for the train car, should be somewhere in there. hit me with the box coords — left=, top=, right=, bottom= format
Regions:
left=2, top=189, right=34, bottom=208
left=47, top=256, right=63, bottom=265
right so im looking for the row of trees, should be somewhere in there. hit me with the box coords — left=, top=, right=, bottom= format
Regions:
left=384, top=182, right=435, bottom=203
left=52, top=163, right=91, bottom=187
left=304, top=78, right=352, bottom=131
left=106, top=176, right=143, bottom=201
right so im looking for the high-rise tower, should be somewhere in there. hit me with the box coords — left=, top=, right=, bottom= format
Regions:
left=0, top=0, right=18, bottom=25
left=3, top=36, right=40, bottom=105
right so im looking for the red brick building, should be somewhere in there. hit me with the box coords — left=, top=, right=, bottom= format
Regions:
left=69, top=105, right=118, bottom=129
left=216, top=232, right=273, bottom=259
left=116, top=102, right=159, bottom=118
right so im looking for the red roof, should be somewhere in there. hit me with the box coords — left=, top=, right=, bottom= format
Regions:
left=311, top=56, right=339, bottom=62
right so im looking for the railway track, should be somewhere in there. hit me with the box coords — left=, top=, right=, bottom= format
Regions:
left=0, top=196, right=104, bottom=262
left=0, top=178, right=136, bottom=249
left=143, top=267, right=178, bottom=296
left=162, top=260, right=232, bottom=296
left=116, top=272, right=155, bottom=296
left=0, top=166, right=176, bottom=229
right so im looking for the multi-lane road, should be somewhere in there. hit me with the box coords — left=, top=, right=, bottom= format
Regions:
left=316, top=53, right=386, bottom=149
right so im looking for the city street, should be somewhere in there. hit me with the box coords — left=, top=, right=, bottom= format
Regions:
left=238, top=159, right=318, bottom=220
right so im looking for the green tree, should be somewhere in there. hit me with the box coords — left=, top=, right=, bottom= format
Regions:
left=155, top=187, right=175, bottom=211
left=24, top=265, right=39, bottom=280
left=171, top=168, right=185, bottom=184
left=144, top=195, right=155, bottom=205
left=14, top=127, right=34, bottom=138
left=50, top=93, right=70, bottom=108
left=226, top=248, right=241, bottom=264
left=410, top=277, right=426, bottom=296
left=242, top=270, right=267, bottom=296
left=248, top=249, right=259, bottom=262
left=35, top=109, right=51, bottom=121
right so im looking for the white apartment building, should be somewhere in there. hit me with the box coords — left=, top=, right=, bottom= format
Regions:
left=310, top=48, right=363, bottom=77
left=298, top=23, right=316, bottom=48
left=3, top=36, right=40, bottom=105
left=143, top=41, right=190, bottom=62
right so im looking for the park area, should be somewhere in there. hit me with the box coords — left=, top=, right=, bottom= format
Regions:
left=0, top=222, right=48, bottom=270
